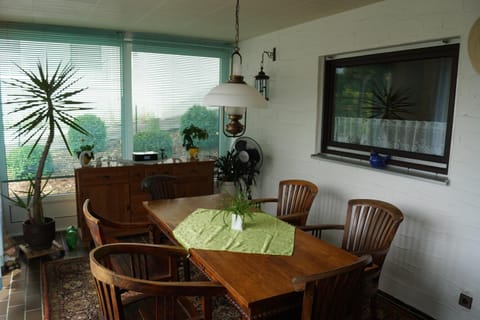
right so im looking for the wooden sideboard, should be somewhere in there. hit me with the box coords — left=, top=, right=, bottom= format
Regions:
left=74, top=160, right=215, bottom=241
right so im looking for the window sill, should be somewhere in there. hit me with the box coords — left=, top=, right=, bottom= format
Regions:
left=311, top=153, right=449, bottom=185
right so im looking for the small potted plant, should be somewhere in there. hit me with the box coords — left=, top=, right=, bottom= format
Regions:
left=181, top=124, right=208, bottom=160
left=223, top=192, right=256, bottom=231
left=76, top=141, right=95, bottom=167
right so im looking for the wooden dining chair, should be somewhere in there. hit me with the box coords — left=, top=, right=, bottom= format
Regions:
left=83, top=198, right=153, bottom=247
left=292, top=255, right=372, bottom=320
left=300, top=199, right=404, bottom=319
left=90, top=242, right=226, bottom=320
left=140, top=174, right=177, bottom=200
left=251, top=179, right=318, bottom=226
left=140, top=175, right=178, bottom=244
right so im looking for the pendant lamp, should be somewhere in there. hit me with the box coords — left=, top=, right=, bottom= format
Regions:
left=203, top=0, right=267, bottom=137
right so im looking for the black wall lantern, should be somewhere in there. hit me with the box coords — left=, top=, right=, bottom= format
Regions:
left=255, top=48, right=276, bottom=100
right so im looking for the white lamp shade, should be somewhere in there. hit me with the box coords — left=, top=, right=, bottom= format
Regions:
left=203, top=82, right=267, bottom=108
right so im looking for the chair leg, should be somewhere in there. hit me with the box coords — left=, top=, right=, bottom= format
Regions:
left=370, top=293, right=377, bottom=320
left=183, top=259, right=191, bottom=281
left=148, top=224, right=169, bottom=244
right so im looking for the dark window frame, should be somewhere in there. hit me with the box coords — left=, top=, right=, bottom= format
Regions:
left=320, top=43, right=459, bottom=174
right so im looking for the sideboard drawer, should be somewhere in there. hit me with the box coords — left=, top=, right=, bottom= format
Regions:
left=78, top=170, right=129, bottom=186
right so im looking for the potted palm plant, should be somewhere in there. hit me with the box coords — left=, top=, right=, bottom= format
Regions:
left=3, top=61, right=91, bottom=250
left=182, top=124, right=208, bottom=159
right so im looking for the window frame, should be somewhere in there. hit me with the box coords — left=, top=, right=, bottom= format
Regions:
left=320, top=42, right=460, bottom=175
left=0, top=23, right=231, bottom=193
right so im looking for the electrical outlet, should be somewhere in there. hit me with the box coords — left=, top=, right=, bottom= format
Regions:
left=459, top=293, right=473, bottom=309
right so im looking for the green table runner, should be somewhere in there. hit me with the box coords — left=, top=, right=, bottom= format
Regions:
left=173, top=208, right=295, bottom=256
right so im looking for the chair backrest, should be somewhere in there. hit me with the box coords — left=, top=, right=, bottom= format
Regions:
left=292, top=255, right=372, bottom=320
left=141, top=174, right=176, bottom=200
left=90, top=243, right=226, bottom=320
left=342, top=199, right=404, bottom=268
left=276, top=179, right=318, bottom=222
left=83, top=199, right=108, bottom=247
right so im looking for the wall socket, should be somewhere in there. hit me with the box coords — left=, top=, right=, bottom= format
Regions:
left=459, top=293, right=473, bottom=309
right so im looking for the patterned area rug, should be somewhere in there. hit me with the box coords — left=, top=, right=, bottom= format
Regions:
left=42, top=257, right=99, bottom=320
left=41, top=256, right=241, bottom=320
left=42, top=256, right=426, bottom=320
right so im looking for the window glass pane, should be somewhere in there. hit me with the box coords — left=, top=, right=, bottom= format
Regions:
left=332, top=57, right=453, bottom=156
left=0, top=29, right=122, bottom=194
left=131, top=51, right=220, bottom=159
left=322, top=43, right=459, bottom=174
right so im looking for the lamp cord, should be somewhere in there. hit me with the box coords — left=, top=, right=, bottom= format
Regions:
left=234, top=0, right=240, bottom=51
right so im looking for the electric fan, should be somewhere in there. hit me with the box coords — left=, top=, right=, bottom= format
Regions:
left=231, top=137, right=263, bottom=198
left=232, top=137, right=263, bottom=171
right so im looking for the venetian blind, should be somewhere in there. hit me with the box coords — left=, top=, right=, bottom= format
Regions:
left=0, top=23, right=123, bottom=181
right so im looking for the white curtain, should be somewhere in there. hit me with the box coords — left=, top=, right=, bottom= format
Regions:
left=333, top=117, right=447, bottom=156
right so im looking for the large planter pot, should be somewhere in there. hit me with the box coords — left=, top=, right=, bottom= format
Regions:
left=23, top=217, right=56, bottom=250
left=218, top=180, right=237, bottom=196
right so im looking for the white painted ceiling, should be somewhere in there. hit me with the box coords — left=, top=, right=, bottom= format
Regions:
left=0, top=0, right=381, bottom=42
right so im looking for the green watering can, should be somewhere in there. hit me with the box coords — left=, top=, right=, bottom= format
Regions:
left=65, top=226, right=78, bottom=250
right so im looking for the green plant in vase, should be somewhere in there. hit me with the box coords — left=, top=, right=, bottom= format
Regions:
left=182, top=124, right=208, bottom=160
left=75, top=140, right=95, bottom=167
left=217, top=192, right=257, bottom=231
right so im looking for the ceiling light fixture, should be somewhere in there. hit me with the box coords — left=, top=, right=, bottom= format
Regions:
left=255, top=48, right=276, bottom=100
left=203, top=0, right=267, bottom=137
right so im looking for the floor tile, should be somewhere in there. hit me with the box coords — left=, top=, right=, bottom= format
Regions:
left=0, top=301, right=7, bottom=315
left=25, top=308, right=42, bottom=320
left=25, top=294, right=41, bottom=311
left=5, top=305, right=24, bottom=320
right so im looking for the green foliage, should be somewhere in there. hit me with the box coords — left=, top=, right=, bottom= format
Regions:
left=134, top=130, right=173, bottom=157
left=215, top=150, right=260, bottom=199
left=181, top=124, right=208, bottom=151
left=223, top=192, right=256, bottom=218
left=215, top=150, right=242, bottom=182
left=180, top=105, right=218, bottom=150
left=3, top=61, right=90, bottom=224
left=67, top=114, right=106, bottom=152
left=6, top=145, right=54, bottom=180
left=1, top=177, right=51, bottom=220
left=363, top=83, right=415, bottom=120
left=213, top=192, right=256, bottom=226
left=334, top=65, right=385, bottom=117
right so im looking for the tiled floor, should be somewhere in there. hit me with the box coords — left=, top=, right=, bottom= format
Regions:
left=0, top=234, right=89, bottom=320
left=0, top=234, right=429, bottom=320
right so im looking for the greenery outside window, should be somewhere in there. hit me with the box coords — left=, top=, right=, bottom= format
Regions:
left=0, top=24, right=230, bottom=197
left=320, top=42, right=459, bottom=175
left=0, top=25, right=123, bottom=196
left=131, top=49, right=222, bottom=159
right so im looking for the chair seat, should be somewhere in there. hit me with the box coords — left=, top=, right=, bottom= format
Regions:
left=90, top=243, right=228, bottom=320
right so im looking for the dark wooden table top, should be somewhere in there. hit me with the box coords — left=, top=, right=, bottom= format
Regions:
left=143, top=193, right=358, bottom=319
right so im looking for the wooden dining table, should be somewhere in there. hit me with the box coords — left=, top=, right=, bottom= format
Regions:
left=143, top=193, right=358, bottom=319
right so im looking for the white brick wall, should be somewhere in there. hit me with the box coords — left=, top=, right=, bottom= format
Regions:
left=241, top=0, right=480, bottom=319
